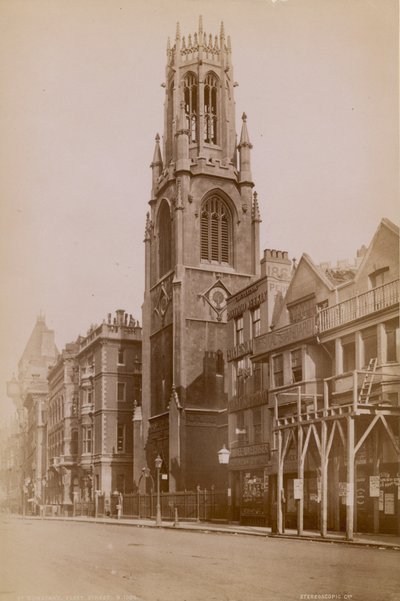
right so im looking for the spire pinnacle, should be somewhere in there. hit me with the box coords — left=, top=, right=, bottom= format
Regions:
left=175, top=22, right=181, bottom=41
left=167, top=37, right=171, bottom=51
left=220, top=21, right=225, bottom=42
left=252, top=191, right=261, bottom=222
left=239, top=113, right=252, bottom=147
left=198, top=15, right=203, bottom=37
left=151, top=133, right=163, bottom=166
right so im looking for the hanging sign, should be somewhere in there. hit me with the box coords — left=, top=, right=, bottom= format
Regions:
left=369, top=476, right=380, bottom=497
left=293, top=479, right=303, bottom=500
left=339, top=482, right=347, bottom=497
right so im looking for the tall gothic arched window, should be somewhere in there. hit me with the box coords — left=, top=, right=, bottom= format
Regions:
left=201, top=195, right=231, bottom=264
left=204, top=72, right=218, bottom=144
left=184, top=72, right=198, bottom=143
left=158, top=200, right=172, bottom=277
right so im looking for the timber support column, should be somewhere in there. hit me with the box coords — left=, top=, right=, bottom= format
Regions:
left=321, top=420, right=328, bottom=537
left=346, top=415, right=355, bottom=541
left=277, top=428, right=283, bottom=534
left=297, top=387, right=304, bottom=536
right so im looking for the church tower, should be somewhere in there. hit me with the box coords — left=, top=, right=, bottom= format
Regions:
left=141, top=18, right=261, bottom=491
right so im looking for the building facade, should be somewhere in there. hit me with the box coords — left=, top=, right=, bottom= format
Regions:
left=6, top=315, right=58, bottom=514
left=226, top=249, right=292, bottom=524
left=252, top=218, right=400, bottom=536
left=141, top=18, right=262, bottom=491
left=76, top=310, right=142, bottom=502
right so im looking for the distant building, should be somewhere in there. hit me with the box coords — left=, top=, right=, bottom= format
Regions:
left=252, top=218, right=400, bottom=536
left=45, top=311, right=142, bottom=514
left=6, top=315, right=58, bottom=514
left=141, top=18, right=261, bottom=492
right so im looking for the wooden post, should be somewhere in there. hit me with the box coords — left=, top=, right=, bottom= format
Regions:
left=372, top=429, right=380, bottom=534
left=353, top=371, right=358, bottom=412
left=333, top=455, right=340, bottom=531
left=346, top=416, right=355, bottom=541
left=297, top=386, right=304, bottom=536
left=277, top=429, right=283, bottom=534
left=321, top=420, right=328, bottom=537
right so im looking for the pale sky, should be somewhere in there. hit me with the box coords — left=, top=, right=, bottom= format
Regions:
left=0, top=0, right=398, bottom=419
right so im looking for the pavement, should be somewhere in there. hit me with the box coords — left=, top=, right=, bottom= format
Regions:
left=22, top=513, right=400, bottom=550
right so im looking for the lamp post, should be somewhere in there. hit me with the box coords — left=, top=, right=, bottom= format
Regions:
left=218, top=444, right=231, bottom=522
left=155, top=454, right=162, bottom=527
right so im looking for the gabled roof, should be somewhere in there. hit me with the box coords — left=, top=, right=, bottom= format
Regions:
left=19, top=315, right=58, bottom=366
left=354, top=217, right=399, bottom=284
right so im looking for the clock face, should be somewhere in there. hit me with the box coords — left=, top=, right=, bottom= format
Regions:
left=209, top=286, right=227, bottom=310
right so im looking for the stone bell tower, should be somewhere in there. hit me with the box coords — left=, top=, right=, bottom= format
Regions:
left=140, top=17, right=261, bottom=491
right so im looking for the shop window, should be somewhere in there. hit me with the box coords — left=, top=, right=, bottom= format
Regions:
left=362, top=328, right=377, bottom=368
left=235, top=316, right=244, bottom=345
left=117, top=425, right=125, bottom=453
left=253, top=407, right=262, bottom=444
left=184, top=72, right=198, bottom=143
left=291, top=349, right=302, bottom=383
left=273, top=354, right=283, bottom=387
left=251, top=307, right=261, bottom=338
left=118, top=349, right=125, bottom=365
left=117, top=382, right=126, bottom=402
left=342, top=337, right=356, bottom=373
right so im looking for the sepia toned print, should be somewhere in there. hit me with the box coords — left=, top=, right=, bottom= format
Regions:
left=0, top=2, right=399, bottom=600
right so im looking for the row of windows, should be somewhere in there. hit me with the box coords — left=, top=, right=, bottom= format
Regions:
left=234, top=308, right=261, bottom=345
left=48, top=425, right=127, bottom=458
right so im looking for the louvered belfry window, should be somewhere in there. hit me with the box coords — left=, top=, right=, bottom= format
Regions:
left=201, top=196, right=231, bottom=264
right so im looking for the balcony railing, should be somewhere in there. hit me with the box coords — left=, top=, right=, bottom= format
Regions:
left=318, top=279, right=399, bottom=333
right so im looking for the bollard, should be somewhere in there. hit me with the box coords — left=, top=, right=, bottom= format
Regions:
left=173, top=507, right=179, bottom=527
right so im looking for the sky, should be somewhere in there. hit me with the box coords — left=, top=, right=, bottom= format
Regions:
left=0, top=0, right=398, bottom=419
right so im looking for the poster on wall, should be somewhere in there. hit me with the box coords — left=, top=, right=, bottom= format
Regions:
left=384, top=493, right=395, bottom=515
left=293, top=479, right=303, bottom=500
left=379, top=490, right=384, bottom=512
left=369, top=476, right=380, bottom=497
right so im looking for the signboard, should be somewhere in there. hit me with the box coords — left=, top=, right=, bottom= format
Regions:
left=384, top=493, right=395, bottom=515
left=379, top=490, right=384, bottom=511
left=339, top=482, right=347, bottom=497
left=293, top=479, right=303, bottom=500
left=369, top=476, right=380, bottom=498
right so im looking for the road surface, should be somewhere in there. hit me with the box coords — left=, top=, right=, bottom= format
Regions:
left=0, top=517, right=399, bottom=601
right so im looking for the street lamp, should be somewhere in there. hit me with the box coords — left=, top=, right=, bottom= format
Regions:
left=154, top=454, right=162, bottom=527
left=218, top=444, right=230, bottom=465
left=218, top=445, right=231, bottom=522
